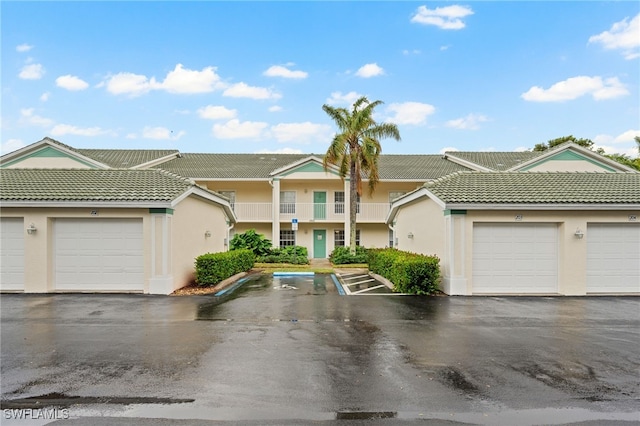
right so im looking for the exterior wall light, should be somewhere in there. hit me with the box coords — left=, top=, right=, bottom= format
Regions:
left=204, top=230, right=211, bottom=238
left=574, top=228, right=584, bottom=239
left=407, top=232, right=414, bottom=239
left=26, top=223, right=37, bottom=235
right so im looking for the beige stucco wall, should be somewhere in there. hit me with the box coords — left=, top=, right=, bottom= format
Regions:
left=0, top=198, right=231, bottom=295
left=393, top=198, right=638, bottom=296
left=461, top=210, right=638, bottom=295
left=201, top=181, right=273, bottom=203
left=0, top=208, right=151, bottom=293
left=170, top=196, right=230, bottom=292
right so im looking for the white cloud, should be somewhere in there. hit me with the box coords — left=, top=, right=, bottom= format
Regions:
left=213, top=119, right=269, bottom=139
left=613, top=129, right=640, bottom=144
left=197, top=105, right=237, bottom=120
left=445, top=113, right=489, bottom=130
left=19, top=63, right=45, bottom=80
left=1, top=139, right=26, bottom=155
left=56, top=75, right=89, bottom=91
left=411, top=5, right=474, bottom=30
left=142, top=126, right=185, bottom=140
left=223, top=82, right=281, bottom=100
left=521, top=76, right=629, bottom=102
left=263, top=65, right=308, bottom=79
left=125, top=133, right=137, bottom=139
left=104, top=64, right=225, bottom=97
left=105, top=72, right=158, bottom=97
left=16, top=44, right=33, bottom=53
left=514, top=146, right=529, bottom=152
left=255, top=147, right=304, bottom=154
left=20, top=108, right=54, bottom=127
left=402, top=49, right=421, bottom=55
left=50, top=124, right=110, bottom=137
left=159, top=64, right=225, bottom=94
left=325, top=91, right=363, bottom=105
left=589, top=14, right=640, bottom=60
left=40, top=92, right=50, bottom=102
left=385, top=102, right=435, bottom=125
left=270, top=122, right=333, bottom=144
left=269, top=105, right=283, bottom=112
left=355, top=63, right=384, bottom=78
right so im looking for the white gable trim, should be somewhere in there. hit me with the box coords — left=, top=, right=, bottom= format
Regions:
left=441, top=153, right=493, bottom=172
left=0, top=137, right=109, bottom=169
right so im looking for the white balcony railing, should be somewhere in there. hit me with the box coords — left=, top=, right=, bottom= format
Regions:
left=233, top=202, right=390, bottom=223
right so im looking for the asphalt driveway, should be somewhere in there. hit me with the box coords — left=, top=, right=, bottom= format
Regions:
left=1, top=274, right=639, bottom=425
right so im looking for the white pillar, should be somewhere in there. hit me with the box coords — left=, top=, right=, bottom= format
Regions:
left=343, top=178, right=350, bottom=241
left=442, top=210, right=468, bottom=295
left=149, top=210, right=174, bottom=295
left=272, top=178, right=280, bottom=248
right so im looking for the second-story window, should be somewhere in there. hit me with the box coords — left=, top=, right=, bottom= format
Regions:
left=280, top=191, right=296, bottom=214
left=334, top=191, right=360, bottom=214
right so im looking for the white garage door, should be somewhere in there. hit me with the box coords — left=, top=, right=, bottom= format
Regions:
left=54, top=218, right=144, bottom=292
left=0, top=218, right=25, bottom=291
left=587, top=223, right=640, bottom=294
left=473, top=223, right=558, bottom=294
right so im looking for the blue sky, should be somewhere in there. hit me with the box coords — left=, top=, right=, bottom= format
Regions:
left=2, top=1, right=639, bottom=157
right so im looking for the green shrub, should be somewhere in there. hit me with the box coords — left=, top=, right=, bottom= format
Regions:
left=230, top=229, right=272, bottom=257
left=257, top=245, right=309, bottom=265
left=330, top=246, right=368, bottom=264
left=195, top=249, right=255, bottom=286
left=368, top=248, right=440, bottom=295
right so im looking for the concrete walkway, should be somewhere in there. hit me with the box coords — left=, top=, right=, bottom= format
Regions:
left=309, top=258, right=332, bottom=268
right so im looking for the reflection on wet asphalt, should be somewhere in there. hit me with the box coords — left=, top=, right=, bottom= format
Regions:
left=1, top=276, right=639, bottom=425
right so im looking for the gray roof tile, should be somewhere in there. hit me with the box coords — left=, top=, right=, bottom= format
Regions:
left=78, top=149, right=179, bottom=168
left=425, top=172, right=640, bottom=204
left=156, top=153, right=471, bottom=180
left=445, top=151, right=543, bottom=171
left=0, top=169, right=199, bottom=202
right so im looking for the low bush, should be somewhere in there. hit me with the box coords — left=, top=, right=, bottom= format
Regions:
left=329, top=246, right=368, bottom=264
left=257, top=245, right=309, bottom=265
left=195, top=249, right=255, bottom=286
left=368, top=248, right=440, bottom=295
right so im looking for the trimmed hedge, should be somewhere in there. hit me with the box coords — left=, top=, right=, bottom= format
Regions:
left=329, top=246, right=368, bottom=264
left=257, top=245, right=309, bottom=265
left=195, top=249, right=255, bottom=286
left=368, top=248, right=440, bottom=295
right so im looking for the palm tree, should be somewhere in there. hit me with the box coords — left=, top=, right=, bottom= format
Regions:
left=322, top=96, right=401, bottom=254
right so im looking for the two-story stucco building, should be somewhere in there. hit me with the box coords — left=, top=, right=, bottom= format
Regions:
left=1, top=137, right=638, bottom=295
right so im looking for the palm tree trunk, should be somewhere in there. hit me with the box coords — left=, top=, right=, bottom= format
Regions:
left=349, top=159, right=358, bottom=255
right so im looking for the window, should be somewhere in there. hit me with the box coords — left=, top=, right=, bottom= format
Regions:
left=280, top=191, right=296, bottom=214
left=334, top=229, right=361, bottom=247
left=219, top=191, right=236, bottom=210
left=280, top=230, right=296, bottom=248
left=334, top=191, right=360, bottom=214
left=388, top=229, right=394, bottom=248
left=334, top=191, right=345, bottom=214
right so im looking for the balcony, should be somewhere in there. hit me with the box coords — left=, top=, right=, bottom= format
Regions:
left=232, top=203, right=390, bottom=223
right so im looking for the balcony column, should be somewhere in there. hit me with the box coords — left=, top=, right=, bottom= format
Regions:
left=271, top=178, right=280, bottom=248
left=343, top=178, right=350, bottom=241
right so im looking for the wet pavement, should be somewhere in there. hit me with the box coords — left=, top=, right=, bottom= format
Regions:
left=1, top=274, right=639, bottom=425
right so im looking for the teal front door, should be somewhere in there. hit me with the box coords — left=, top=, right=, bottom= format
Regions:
left=313, top=192, right=326, bottom=220
left=313, top=230, right=326, bottom=258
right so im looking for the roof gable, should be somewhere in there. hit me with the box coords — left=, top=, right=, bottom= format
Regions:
left=1, top=138, right=107, bottom=169
left=511, top=142, right=633, bottom=173
left=271, top=156, right=341, bottom=178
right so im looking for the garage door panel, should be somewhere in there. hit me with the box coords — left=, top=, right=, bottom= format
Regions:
left=587, top=224, right=639, bottom=293
left=54, top=219, right=143, bottom=292
left=0, top=218, right=25, bottom=291
left=473, top=223, right=558, bottom=294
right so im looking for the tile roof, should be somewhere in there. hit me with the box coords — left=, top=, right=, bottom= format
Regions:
left=425, top=172, right=640, bottom=205
left=78, top=149, right=179, bottom=168
left=0, top=169, right=201, bottom=202
left=155, top=153, right=471, bottom=180
left=445, top=151, right=543, bottom=171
